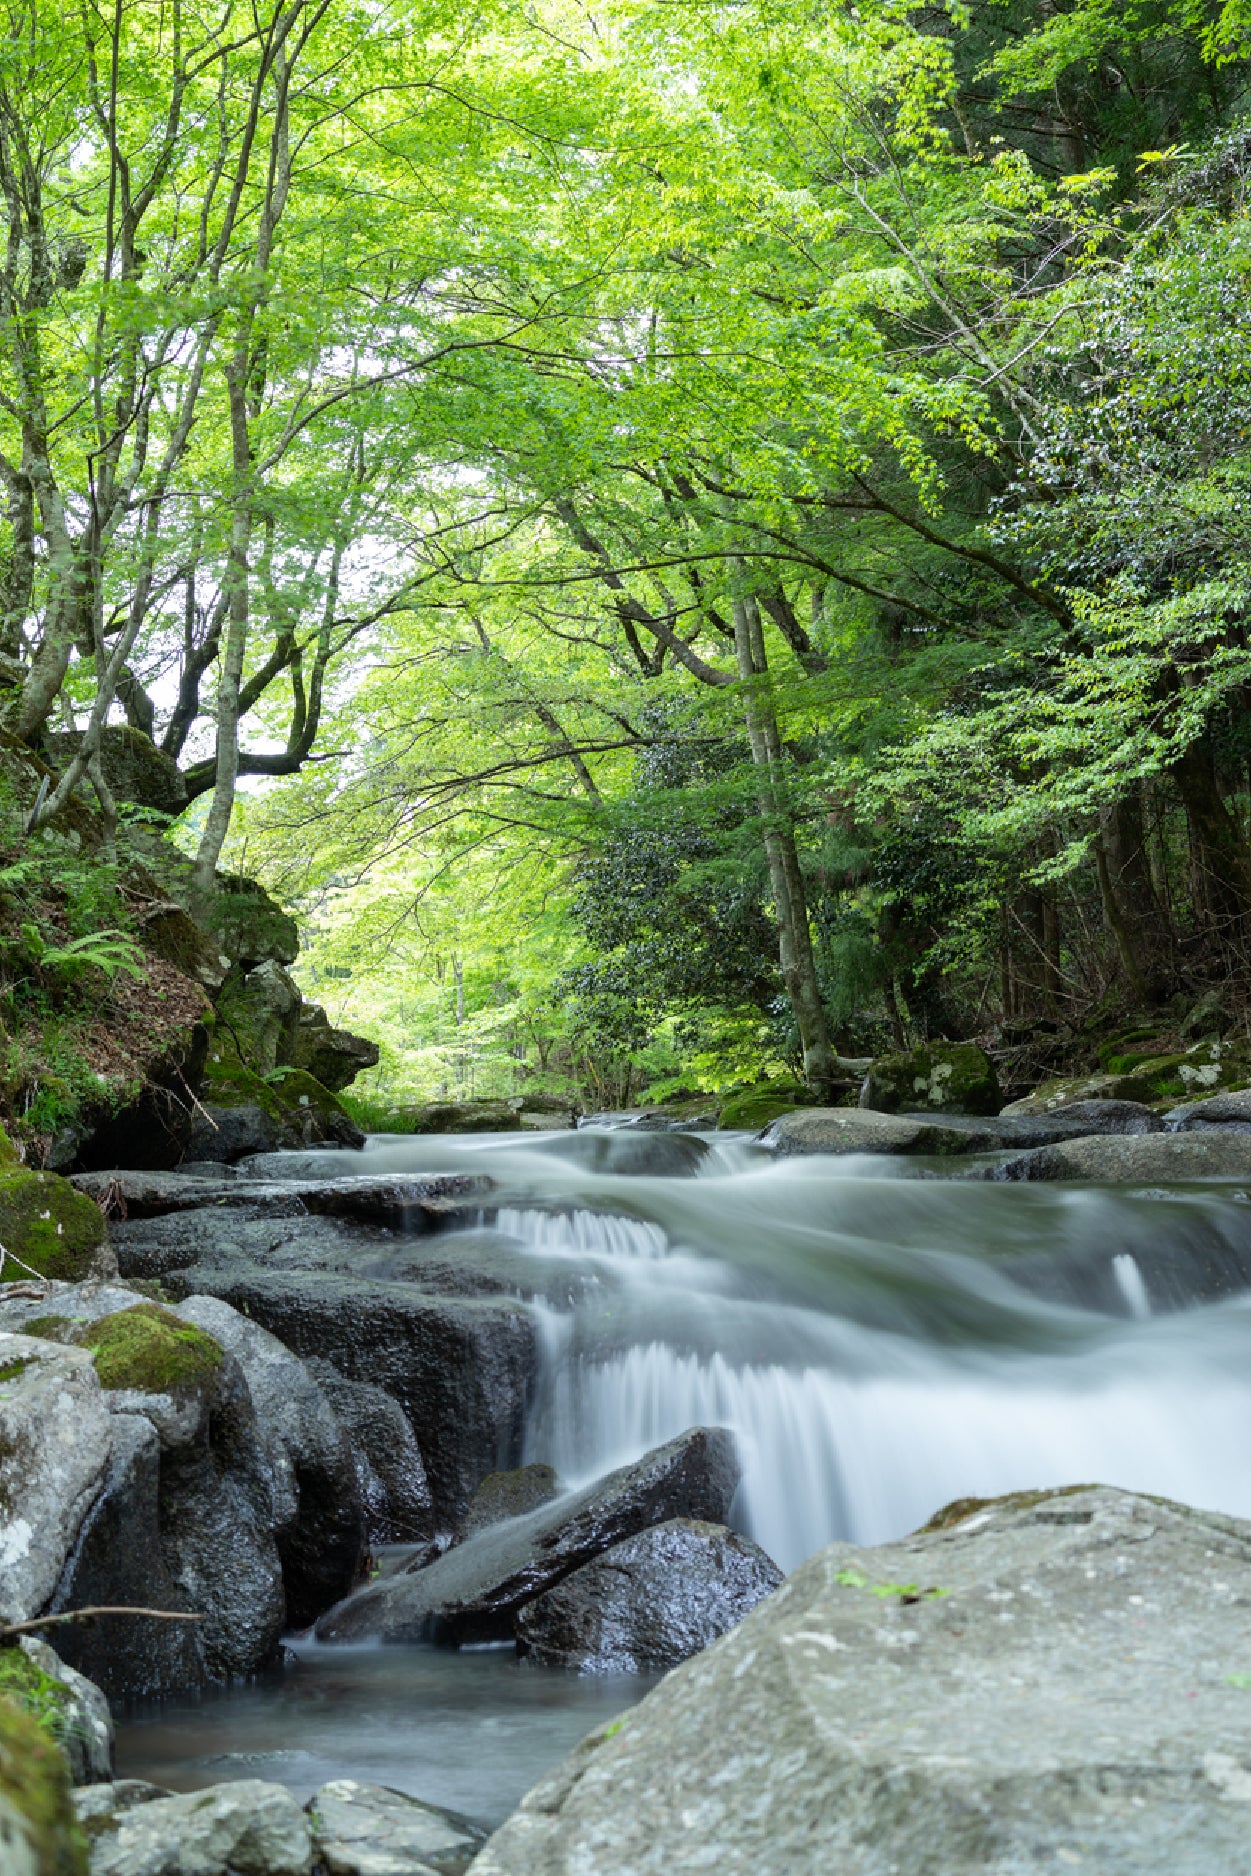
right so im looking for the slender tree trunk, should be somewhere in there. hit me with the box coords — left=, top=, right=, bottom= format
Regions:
left=1171, top=739, right=1251, bottom=962
left=732, top=596, right=836, bottom=1093
left=1095, top=794, right=1173, bottom=1000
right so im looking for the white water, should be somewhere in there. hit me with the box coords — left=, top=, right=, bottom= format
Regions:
left=255, top=1127, right=1251, bottom=1574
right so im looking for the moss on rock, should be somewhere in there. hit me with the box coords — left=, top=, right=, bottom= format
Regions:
left=77, top=1303, right=222, bottom=1396
left=861, top=1043, right=999, bottom=1117
left=717, top=1082, right=808, bottom=1132
left=0, top=1172, right=109, bottom=1284
left=0, top=1692, right=87, bottom=1875
left=0, top=1651, right=72, bottom=1753
left=0, top=1126, right=19, bottom=1169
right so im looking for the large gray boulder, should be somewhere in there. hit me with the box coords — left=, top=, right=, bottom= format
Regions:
left=476, top=1486, right=1251, bottom=1876
left=1166, top=1088, right=1251, bottom=1132
left=515, top=1519, right=782, bottom=1672
left=174, top=1297, right=364, bottom=1626
left=304, top=1360, right=435, bottom=1545
left=761, top=1108, right=997, bottom=1156
left=316, top=1428, right=740, bottom=1646
left=305, top=1779, right=484, bottom=1875
left=293, top=1003, right=380, bottom=1092
left=997, top=1131, right=1251, bottom=1182
left=0, top=1332, right=114, bottom=1623
left=88, top=1778, right=312, bottom=1876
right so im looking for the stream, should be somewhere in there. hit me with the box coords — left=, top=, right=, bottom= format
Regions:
left=116, top=1123, right=1251, bottom=1826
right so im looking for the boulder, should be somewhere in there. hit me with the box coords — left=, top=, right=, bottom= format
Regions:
left=183, top=1062, right=364, bottom=1163
left=305, top=1361, right=434, bottom=1545
left=475, top=1485, right=1251, bottom=1876
left=409, top=1100, right=522, bottom=1134
left=458, top=1463, right=562, bottom=1541
left=0, top=1333, right=114, bottom=1624
left=1001, top=1072, right=1166, bottom=1113
left=760, top=1108, right=997, bottom=1156
left=136, top=902, right=230, bottom=994
left=213, top=961, right=303, bottom=1077
left=717, top=1083, right=807, bottom=1132
left=997, top=1131, right=1251, bottom=1182
left=315, top=1427, right=740, bottom=1646
left=1166, top=1088, right=1251, bottom=1132
left=860, top=1042, right=1000, bottom=1117
left=515, top=1519, right=781, bottom=1673
left=305, top=1779, right=484, bottom=1876
left=88, top=1778, right=312, bottom=1876
left=531, top=1131, right=709, bottom=1176
left=0, top=1171, right=114, bottom=1284
left=0, top=1640, right=112, bottom=1787
left=0, top=1692, right=86, bottom=1876
left=43, top=726, right=188, bottom=818
left=293, top=1004, right=379, bottom=1093
left=174, top=1298, right=365, bottom=1626
left=79, top=1166, right=485, bottom=1228
left=152, top=1266, right=536, bottom=1529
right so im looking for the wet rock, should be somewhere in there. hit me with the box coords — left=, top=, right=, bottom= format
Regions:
left=0, top=1333, right=114, bottom=1624
left=174, top=1298, right=364, bottom=1627
left=305, top=1361, right=434, bottom=1545
left=409, top=1099, right=522, bottom=1134
left=0, top=1639, right=112, bottom=1786
left=76, top=1167, right=487, bottom=1227
left=996, top=1131, right=1251, bottom=1182
left=184, top=1063, right=364, bottom=1164
left=475, top=1485, right=1251, bottom=1876
left=515, top=1519, right=782, bottom=1672
left=154, top=1265, right=536, bottom=1528
left=1166, top=1088, right=1251, bottom=1133
left=861, top=1042, right=1000, bottom=1117
left=986, top=1097, right=1161, bottom=1143
left=531, top=1131, right=709, bottom=1176
left=458, top=1464, right=562, bottom=1540
left=316, top=1427, right=739, bottom=1646
left=761, top=1108, right=996, bottom=1156
left=0, top=1691, right=85, bottom=1876
left=74, top=1779, right=170, bottom=1829
left=716, top=1083, right=806, bottom=1132
left=89, top=1778, right=312, bottom=1876
left=1001, top=1070, right=1172, bottom=1112
left=293, top=1004, right=380, bottom=1092
left=305, top=1779, right=484, bottom=1876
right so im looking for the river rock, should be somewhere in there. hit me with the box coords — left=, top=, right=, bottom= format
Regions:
left=2, top=1639, right=113, bottom=1786
left=475, top=1485, right=1251, bottom=1876
left=531, top=1131, right=709, bottom=1176
left=293, top=1003, right=380, bottom=1092
left=305, top=1779, right=484, bottom=1876
left=0, top=1332, right=114, bottom=1623
left=304, top=1361, right=435, bottom=1545
left=760, top=1108, right=997, bottom=1156
left=860, top=1042, right=1000, bottom=1116
left=515, top=1519, right=782, bottom=1672
left=88, top=1778, right=312, bottom=1876
left=1166, top=1088, right=1251, bottom=1132
left=996, top=1131, right=1251, bottom=1182
left=174, top=1297, right=365, bottom=1626
left=316, top=1427, right=740, bottom=1646
left=458, top=1463, right=562, bottom=1540
left=409, top=1099, right=522, bottom=1134
left=79, top=1167, right=487, bottom=1227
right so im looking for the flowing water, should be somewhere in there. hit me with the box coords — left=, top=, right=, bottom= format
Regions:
left=117, top=1123, right=1251, bottom=1822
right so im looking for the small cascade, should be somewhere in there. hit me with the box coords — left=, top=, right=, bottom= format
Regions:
left=491, top=1206, right=669, bottom=1261
left=1112, top=1253, right=1152, bottom=1319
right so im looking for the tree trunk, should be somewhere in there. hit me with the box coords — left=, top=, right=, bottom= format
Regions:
left=1171, top=739, right=1251, bottom=962
left=1095, top=793, right=1173, bottom=1000
left=732, top=596, right=836, bottom=1093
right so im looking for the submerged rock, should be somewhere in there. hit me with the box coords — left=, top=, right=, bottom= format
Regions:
left=88, top=1778, right=312, bottom=1876
left=761, top=1108, right=996, bottom=1156
left=860, top=1042, right=1000, bottom=1117
left=475, top=1485, right=1251, bottom=1876
left=305, top=1779, right=484, bottom=1876
left=316, top=1428, right=740, bottom=1646
left=515, top=1519, right=782, bottom=1672
left=997, top=1130, right=1251, bottom=1182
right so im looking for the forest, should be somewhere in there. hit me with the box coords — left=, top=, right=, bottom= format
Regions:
left=4, top=0, right=1251, bottom=1118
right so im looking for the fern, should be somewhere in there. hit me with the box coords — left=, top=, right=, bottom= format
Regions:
left=31, top=929, right=145, bottom=985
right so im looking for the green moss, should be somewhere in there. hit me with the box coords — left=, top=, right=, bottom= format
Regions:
left=0, top=1172, right=107, bottom=1283
left=270, top=1068, right=352, bottom=1120
left=717, top=1081, right=807, bottom=1131
left=0, top=1125, right=18, bottom=1169
left=202, top=1055, right=285, bottom=1120
left=0, top=1692, right=87, bottom=1874
left=77, top=1303, right=222, bottom=1396
left=918, top=1483, right=1098, bottom=1533
left=0, top=1651, right=71, bottom=1749
left=16, top=1318, right=73, bottom=1345
left=863, top=1043, right=1000, bottom=1117
left=0, top=1358, right=32, bottom=1385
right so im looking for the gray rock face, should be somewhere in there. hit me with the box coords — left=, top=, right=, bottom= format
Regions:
left=316, top=1428, right=740, bottom=1646
left=458, top=1463, right=562, bottom=1541
left=17, top=1638, right=113, bottom=1785
left=305, top=1779, right=484, bottom=1875
left=81, top=1166, right=486, bottom=1227
left=305, top=1361, right=434, bottom=1545
left=174, top=1297, right=364, bottom=1626
left=761, top=1107, right=997, bottom=1156
left=997, top=1130, right=1251, bottom=1182
left=515, top=1519, right=782, bottom=1672
left=477, top=1486, right=1251, bottom=1876
left=949, top=1098, right=1162, bottom=1149
left=0, top=1332, right=113, bottom=1623
left=88, top=1778, right=312, bottom=1876
left=293, top=1004, right=380, bottom=1092
left=1166, top=1087, right=1251, bottom=1132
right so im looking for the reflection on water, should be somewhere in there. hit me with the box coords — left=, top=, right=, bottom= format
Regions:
left=116, top=1641, right=657, bottom=1828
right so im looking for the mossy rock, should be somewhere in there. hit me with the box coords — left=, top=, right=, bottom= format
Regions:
left=408, top=1100, right=522, bottom=1134
left=0, top=1692, right=87, bottom=1875
left=76, top=1303, right=223, bottom=1396
left=861, top=1043, right=1000, bottom=1117
left=0, top=1126, right=19, bottom=1170
left=0, top=1651, right=73, bottom=1759
left=717, top=1082, right=808, bottom=1131
left=0, top=1172, right=110, bottom=1284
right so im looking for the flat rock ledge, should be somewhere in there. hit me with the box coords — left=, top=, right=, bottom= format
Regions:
left=475, top=1485, right=1251, bottom=1876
